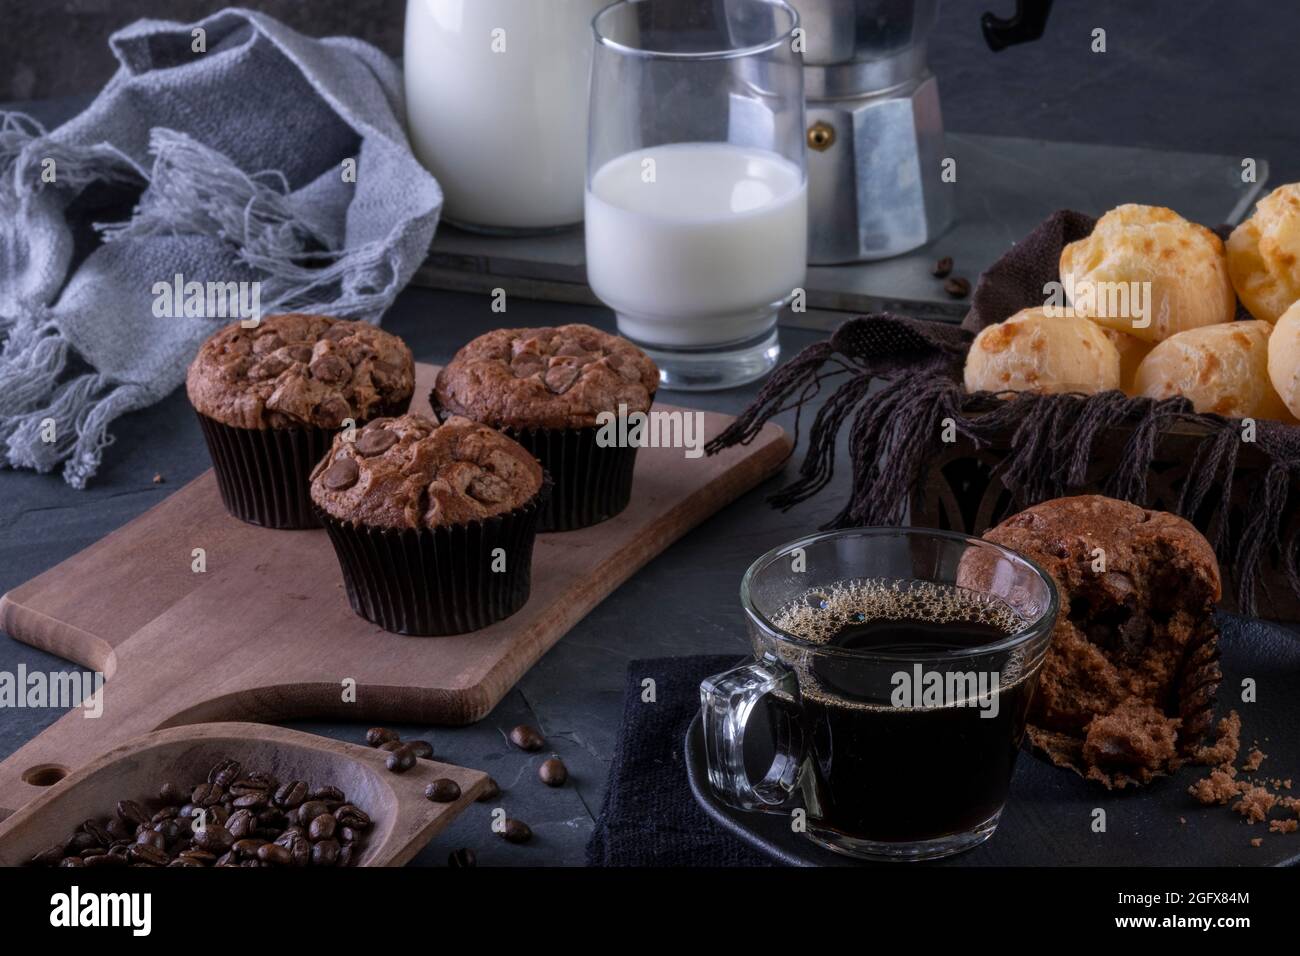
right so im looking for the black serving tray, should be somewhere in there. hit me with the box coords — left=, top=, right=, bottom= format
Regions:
left=686, top=613, right=1300, bottom=867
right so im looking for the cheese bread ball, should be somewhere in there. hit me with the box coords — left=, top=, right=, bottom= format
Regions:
left=1266, top=300, right=1300, bottom=419
left=964, top=308, right=1121, bottom=396
left=1103, top=329, right=1153, bottom=395
left=1134, top=320, right=1288, bottom=419
left=1059, top=204, right=1236, bottom=343
left=1227, top=183, right=1300, bottom=324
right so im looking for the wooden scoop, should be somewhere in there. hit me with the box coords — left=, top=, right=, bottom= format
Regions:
left=0, top=723, right=488, bottom=867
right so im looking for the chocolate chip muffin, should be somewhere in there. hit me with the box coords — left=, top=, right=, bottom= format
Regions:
left=311, top=414, right=547, bottom=635
left=187, top=314, right=414, bottom=528
left=982, top=495, right=1222, bottom=788
left=433, top=324, right=658, bottom=531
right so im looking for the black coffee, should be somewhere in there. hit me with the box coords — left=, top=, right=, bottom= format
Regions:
left=772, top=580, right=1035, bottom=846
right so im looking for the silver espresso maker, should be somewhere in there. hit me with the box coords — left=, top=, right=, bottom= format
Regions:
left=795, top=0, right=1051, bottom=263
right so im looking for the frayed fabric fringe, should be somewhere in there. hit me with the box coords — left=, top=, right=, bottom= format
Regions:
left=707, top=313, right=1300, bottom=617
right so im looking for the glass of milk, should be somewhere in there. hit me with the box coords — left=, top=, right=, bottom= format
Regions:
left=586, top=0, right=807, bottom=390
left=404, top=0, right=608, bottom=233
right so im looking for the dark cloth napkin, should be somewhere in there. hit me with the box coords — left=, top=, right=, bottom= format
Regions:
left=586, top=656, right=772, bottom=867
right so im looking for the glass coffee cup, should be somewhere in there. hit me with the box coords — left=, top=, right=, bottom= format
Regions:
left=701, top=528, right=1059, bottom=861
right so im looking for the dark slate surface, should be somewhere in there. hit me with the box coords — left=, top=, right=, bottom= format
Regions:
left=3, top=1, right=1300, bottom=867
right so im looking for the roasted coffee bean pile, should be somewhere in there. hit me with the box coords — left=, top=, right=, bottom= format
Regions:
left=29, top=758, right=371, bottom=868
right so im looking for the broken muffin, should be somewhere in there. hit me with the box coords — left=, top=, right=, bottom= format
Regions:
left=983, top=494, right=1222, bottom=788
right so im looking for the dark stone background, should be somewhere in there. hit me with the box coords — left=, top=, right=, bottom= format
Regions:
left=4, top=0, right=1297, bottom=182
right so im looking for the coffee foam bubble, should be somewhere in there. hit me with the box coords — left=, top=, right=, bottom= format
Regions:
left=771, top=579, right=1025, bottom=645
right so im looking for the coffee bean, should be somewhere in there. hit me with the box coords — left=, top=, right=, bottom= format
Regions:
left=386, top=748, right=415, bottom=774
left=378, top=740, right=404, bottom=753
left=404, top=740, right=434, bottom=760
left=68, top=832, right=98, bottom=853
left=447, top=848, right=477, bottom=868
left=355, top=428, right=397, bottom=456
left=334, top=805, right=371, bottom=830
left=159, top=782, right=187, bottom=804
left=297, top=801, right=330, bottom=824
left=274, top=780, right=308, bottom=808
left=208, top=758, right=241, bottom=788
left=309, top=785, right=345, bottom=802
left=227, top=809, right=256, bottom=839
left=366, top=727, right=399, bottom=747
left=257, top=843, right=292, bottom=866
left=476, top=777, right=501, bottom=803
left=424, top=779, right=461, bottom=803
left=81, top=819, right=112, bottom=846
left=932, top=256, right=953, bottom=278
left=232, top=791, right=267, bottom=809
left=60, top=857, right=86, bottom=867
left=287, top=833, right=311, bottom=867
left=151, top=806, right=179, bottom=824
left=509, top=725, right=545, bottom=751
left=338, top=826, right=360, bottom=845
left=191, top=782, right=223, bottom=806
left=500, top=819, right=532, bottom=844
left=538, top=757, right=568, bottom=787
left=338, top=845, right=355, bottom=867
left=135, top=829, right=166, bottom=851
left=194, top=824, right=234, bottom=853
left=31, top=842, right=67, bottom=867
left=128, top=843, right=170, bottom=866
left=115, top=801, right=148, bottom=832
left=179, top=849, right=216, bottom=864
left=308, top=814, right=337, bottom=841
left=311, top=839, right=340, bottom=866
left=83, top=853, right=127, bottom=868
left=104, top=817, right=131, bottom=841
left=943, top=276, right=971, bottom=298
left=168, top=857, right=202, bottom=867
left=322, top=457, right=359, bottom=491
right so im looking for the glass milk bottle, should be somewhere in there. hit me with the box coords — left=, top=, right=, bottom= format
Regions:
left=404, top=0, right=607, bottom=233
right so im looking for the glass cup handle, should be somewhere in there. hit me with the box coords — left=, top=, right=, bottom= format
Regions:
left=700, top=659, right=805, bottom=813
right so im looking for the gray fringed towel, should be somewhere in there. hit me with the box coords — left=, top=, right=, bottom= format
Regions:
left=708, top=211, right=1300, bottom=617
left=0, top=8, right=442, bottom=487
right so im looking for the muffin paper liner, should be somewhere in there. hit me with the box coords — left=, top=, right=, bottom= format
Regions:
left=196, top=412, right=334, bottom=530
left=504, top=425, right=639, bottom=532
left=196, top=400, right=411, bottom=530
left=314, top=478, right=549, bottom=636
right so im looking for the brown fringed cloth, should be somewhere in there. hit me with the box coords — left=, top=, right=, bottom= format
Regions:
left=706, top=211, right=1300, bottom=617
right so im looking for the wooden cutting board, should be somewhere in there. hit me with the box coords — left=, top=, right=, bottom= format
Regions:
left=0, top=363, right=790, bottom=819
left=0, top=723, right=489, bottom=867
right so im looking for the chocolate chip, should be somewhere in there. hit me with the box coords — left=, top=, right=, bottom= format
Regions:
left=500, top=819, right=532, bottom=844
left=322, top=457, right=359, bottom=490
left=510, top=354, right=545, bottom=378
left=544, top=363, right=581, bottom=394
left=309, top=352, right=351, bottom=385
left=355, top=428, right=397, bottom=456
left=538, top=757, right=568, bottom=787
left=932, top=256, right=953, bottom=278
left=448, top=847, right=477, bottom=868
left=509, top=725, right=545, bottom=751
left=424, top=779, right=462, bottom=803
left=366, top=727, right=399, bottom=747
left=943, top=276, right=971, bottom=298
left=315, top=395, right=352, bottom=428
